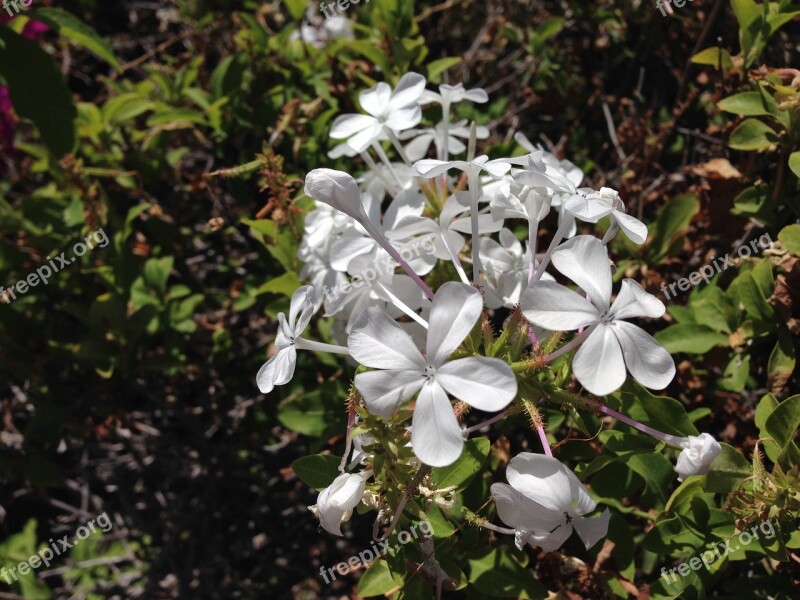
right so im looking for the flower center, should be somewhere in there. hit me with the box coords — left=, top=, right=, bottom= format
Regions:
left=423, top=364, right=437, bottom=380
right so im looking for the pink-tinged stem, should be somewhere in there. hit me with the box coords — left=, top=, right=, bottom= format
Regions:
left=463, top=410, right=509, bottom=435
left=536, top=423, right=553, bottom=457
left=597, top=405, right=685, bottom=448
left=540, top=325, right=595, bottom=364
left=339, top=404, right=357, bottom=473
left=528, top=328, right=540, bottom=349
left=481, top=522, right=516, bottom=535
left=364, top=222, right=435, bottom=300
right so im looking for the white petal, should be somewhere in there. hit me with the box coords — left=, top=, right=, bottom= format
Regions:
left=348, top=307, right=426, bottom=370
left=305, top=169, right=368, bottom=223
left=571, top=509, right=611, bottom=550
left=506, top=453, right=574, bottom=512
left=330, top=113, right=379, bottom=139
left=384, top=105, right=422, bottom=132
left=289, top=285, right=316, bottom=334
left=437, top=357, right=517, bottom=411
left=484, top=159, right=512, bottom=178
left=609, top=279, right=665, bottom=320
left=610, top=321, right=676, bottom=391
left=613, top=210, right=648, bottom=244
left=387, top=72, right=427, bottom=111
left=564, top=194, right=614, bottom=222
left=354, top=369, right=425, bottom=419
left=490, top=483, right=559, bottom=531
left=330, top=234, right=376, bottom=272
left=572, top=324, right=626, bottom=396
left=317, top=473, right=366, bottom=536
left=359, top=82, right=392, bottom=117
left=426, top=282, right=483, bottom=366
left=411, top=382, right=464, bottom=467
left=463, top=88, right=489, bottom=103
left=346, top=123, right=384, bottom=153
left=520, top=281, right=600, bottom=331
left=551, top=235, right=612, bottom=311
left=521, top=522, right=573, bottom=552
left=414, top=159, right=460, bottom=179
left=256, top=347, right=297, bottom=394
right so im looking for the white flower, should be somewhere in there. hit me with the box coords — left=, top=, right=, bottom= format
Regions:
left=420, top=83, right=489, bottom=107
left=314, top=472, right=366, bottom=536
left=521, top=235, right=675, bottom=396
left=491, top=453, right=610, bottom=552
left=330, top=73, right=427, bottom=152
left=414, top=155, right=512, bottom=181
left=400, top=120, right=489, bottom=162
left=389, top=193, right=500, bottom=263
left=347, top=282, right=517, bottom=467
left=675, top=433, right=722, bottom=481
left=480, top=228, right=552, bottom=308
left=256, top=286, right=316, bottom=394
left=564, top=187, right=648, bottom=244
left=305, top=168, right=370, bottom=224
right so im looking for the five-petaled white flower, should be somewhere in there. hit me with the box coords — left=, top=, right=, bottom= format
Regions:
left=564, top=187, right=648, bottom=244
left=675, top=433, right=722, bottom=481
left=256, top=286, right=315, bottom=394
left=312, top=472, right=366, bottom=536
left=521, top=235, right=675, bottom=396
left=330, top=73, right=427, bottom=152
left=347, top=282, right=517, bottom=467
left=491, top=453, right=610, bottom=552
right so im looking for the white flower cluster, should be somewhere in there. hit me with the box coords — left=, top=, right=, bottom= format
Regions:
left=256, top=72, right=722, bottom=549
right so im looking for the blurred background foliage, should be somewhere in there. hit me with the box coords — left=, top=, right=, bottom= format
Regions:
left=0, top=0, right=798, bottom=598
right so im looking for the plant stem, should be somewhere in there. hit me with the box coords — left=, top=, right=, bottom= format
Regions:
left=597, top=404, right=685, bottom=448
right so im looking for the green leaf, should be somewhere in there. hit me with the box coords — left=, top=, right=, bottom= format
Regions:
left=357, top=559, right=398, bottom=597
left=704, top=443, right=751, bottom=493
left=617, top=381, right=699, bottom=437
left=29, top=8, right=121, bottom=70
left=426, top=57, right=462, bottom=82
left=789, top=151, right=800, bottom=179
left=755, top=394, right=781, bottom=461
left=142, top=257, right=174, bottom=296
left=718, top=92, right=772, bottom=116
left=468, top=548, right=546, bottom=599
left=655, top=324, right=728, bottom=354
left=0, top=27, right=77, bottom=157
left=733, top=270, right=774, bottom=322
left=278, top=390, right=339, bottom=437
left=432, top=438, right=490, bottom=489
left=690, top=47, right=733, bottom=71
left=626, top=453, right=675, bottom=506
left=647, top=194, right=699, bottom=262
left=718, top=353, right=751, bottom=392
left=255, top=272, right=303, bottom=297
left=282, top=0, right=308, bottom=20
left=764, top=394, right=800, bottom=451
left=731, top=0, right=761, bottom=30
left=728, top=118, right=779, bottom=151
left=768, top=327, right=796, bottom=394
left=101, top=93, right=155, bottom=125
left=778, top=223, right=800, bottom=255
left=291, top=454, right=341, bottom=490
